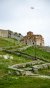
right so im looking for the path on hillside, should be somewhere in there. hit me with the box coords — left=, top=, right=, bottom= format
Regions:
left=1, top=74, right=50, bottom=79
left=1, top=44, right=49, bottom=63
left=4, top=49, right=49, bottom=62
left=30, top=74, right=50, bottom=79
left=18, top=45, right=32, bottom=51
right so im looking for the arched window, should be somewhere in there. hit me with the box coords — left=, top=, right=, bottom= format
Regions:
left=26, top=42, right=27, bottom=45
left=33, top=42, right=34, bottom=45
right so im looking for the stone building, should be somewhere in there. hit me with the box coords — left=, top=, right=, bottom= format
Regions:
left=21, top=31, right=44, bottom=46
left=0, top=29, right=23, bottom=40
left=0, top=29, right=13, bottom=38
left=13, top=32, right=23, bottom=40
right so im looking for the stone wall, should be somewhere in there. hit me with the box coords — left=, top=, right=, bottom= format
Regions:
left=0, top=29, right=23, bottom=40
left=0, top=29, right=8, bottom=37
left=0, top=29, right=13, bottom=38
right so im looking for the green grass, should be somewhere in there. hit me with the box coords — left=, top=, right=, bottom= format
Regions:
left=0, top=38, right=15, bottom=47
left=0, top=37, right=24, bottom=47
left=23, top=46, right=50, bottom=61
left=0, top=51, right=32, bottom=64
left=0, top=45, right=50, bottom=77
left=0, top=51, right=32, bottom=77
left=0, top=38, right=50, bottom=88
left=0, top=76, right=50, bottom=88
left=38, top=69, right=50, bottom=76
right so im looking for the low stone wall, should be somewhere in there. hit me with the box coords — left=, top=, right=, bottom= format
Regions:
left=9, top=60, right=44, bottom=68
left=8, top=60, right=44, bottom=76
left=32, top=63, right=50, bottom=73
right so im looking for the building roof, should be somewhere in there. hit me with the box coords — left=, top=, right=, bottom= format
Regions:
left=21, top=31, right=44, bottom=42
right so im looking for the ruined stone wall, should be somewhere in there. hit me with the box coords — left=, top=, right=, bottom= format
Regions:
left=0, top=29, right=14, bottom=38
left=0, top=30, right=9, bottom=37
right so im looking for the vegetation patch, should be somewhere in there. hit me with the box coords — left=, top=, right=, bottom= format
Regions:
left=38, top=68, right=50, bottom=76
left=23, top=46, right=50, bottom=61
left=0, top=76, right=50, bottom=88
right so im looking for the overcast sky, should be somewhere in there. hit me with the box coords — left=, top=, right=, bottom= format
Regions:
left=0, top=0, right=50, bottom=46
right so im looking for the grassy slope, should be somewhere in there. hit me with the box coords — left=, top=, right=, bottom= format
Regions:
left=0, top=51, right=32, bottom=77
left=38, top=69, right=50, bottom=76
left=0, top=38, right=15, bottom=47
left=0, top=38, right=50, bottom=88
left=0, top=76, right=50, bottom=88
left=23, top=46, right=50, bottom=61
left=0, top=38, right=32, bottom=77
left=0, top=37, right=23, bottom=47
left=0, top=37, right=50, bottom=62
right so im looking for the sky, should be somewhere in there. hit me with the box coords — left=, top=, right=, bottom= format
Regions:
left=0, top=0, right=50, bottom=46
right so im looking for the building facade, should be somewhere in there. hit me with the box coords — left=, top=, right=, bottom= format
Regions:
left=13, top=32, right=23, bottom=40
left=21, top=31, right=44, bottom=46
left=0, top=29, right=23, bottom=40
left=0, top=29, right=13, bottom=38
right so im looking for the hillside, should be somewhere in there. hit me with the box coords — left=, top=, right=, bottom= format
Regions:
left=0, top=38, right=50, bottom=88
left=38, top=46, right=50, bottom=52
left=23, top=46, right=50, bottom=62
left=0, top=37, right=24, bottom=48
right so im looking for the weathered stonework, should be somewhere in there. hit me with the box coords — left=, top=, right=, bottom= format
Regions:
left=0, top=29, right=23, bottom=40
left=0, top=29, right=13, bottom=38
left=21, top=31, right=44, bottom=46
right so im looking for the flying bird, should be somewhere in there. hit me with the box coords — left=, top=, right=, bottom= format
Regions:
left=30, top=7, right=34, bottom=9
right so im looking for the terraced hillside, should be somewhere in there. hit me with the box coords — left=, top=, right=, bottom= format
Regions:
left=0, top=38, right=50, bottom=88
left=23, top=46, right=50, bottom=62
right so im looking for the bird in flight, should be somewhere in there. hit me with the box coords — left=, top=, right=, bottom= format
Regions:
left=30, top=7, right=34, bottom=9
